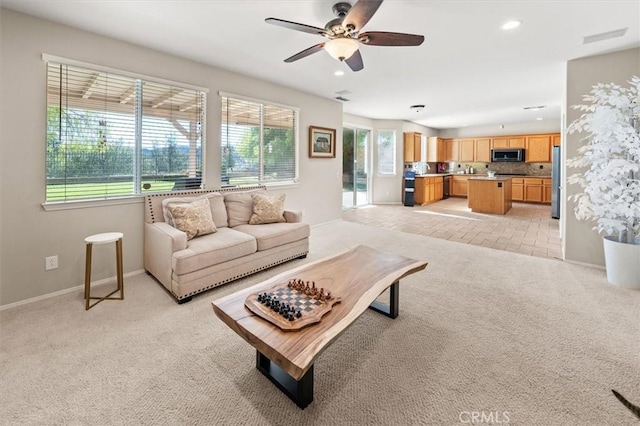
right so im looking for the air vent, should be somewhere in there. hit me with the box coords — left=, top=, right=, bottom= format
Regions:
left=334, top=96, right=350, bottom=102
left=583, top=28, right=627, bottom=44
left=523, top=105, right=546, bottom=110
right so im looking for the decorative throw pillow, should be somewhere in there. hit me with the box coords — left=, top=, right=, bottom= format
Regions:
left=166, top=198, right=216, bottom=240
left=163, top=192, right=228, bottom=228
left=249, top=193, right=287, bottom=225
left=224, top=189, right=267, bottom=227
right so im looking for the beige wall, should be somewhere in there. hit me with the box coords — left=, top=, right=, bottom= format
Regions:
left=0, top=9, right=343, bottom=306
left=564, top=47, right=640, bottom=266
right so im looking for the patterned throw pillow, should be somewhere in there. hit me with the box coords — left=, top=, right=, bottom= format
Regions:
left=249, top=193, right=287, bottom=225
left=166, top=198, right=216, bottom=240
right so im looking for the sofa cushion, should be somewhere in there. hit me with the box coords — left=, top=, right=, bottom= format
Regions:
left=233, top=222, right=310, bottom=251
left=249, top=193, right=286, bottom=225
left=172, top=227, right=257, bottom=275
left=167, top=198, right=216, bottom=240
left=163, top=192, right=228, bottom=229
left=224, top=189, right=267, bottom=227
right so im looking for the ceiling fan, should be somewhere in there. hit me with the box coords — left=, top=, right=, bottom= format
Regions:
left=265, top=0, right=424, bottom=72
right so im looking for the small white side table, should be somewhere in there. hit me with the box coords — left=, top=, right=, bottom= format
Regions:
left=84, top=232, right=124, bottom=310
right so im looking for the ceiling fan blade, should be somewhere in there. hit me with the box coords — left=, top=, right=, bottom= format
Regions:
left=345, top=50, right=364, bottom=72
left=359, top=31, right=425, bottom=46
left=265, top=18, right=327, bottom=36
left=284, top=43, right=326, bottom=63
left=342, top=0, right=384, bottom=33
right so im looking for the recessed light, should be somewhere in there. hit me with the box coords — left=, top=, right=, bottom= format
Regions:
left=334, top=70, right=345, bottom=76
left=536, top=117, right=543, bottom=121
left=502, top=20, right=521, bottom=30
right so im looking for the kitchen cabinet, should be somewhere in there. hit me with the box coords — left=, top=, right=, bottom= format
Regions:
left=427, top=137, right=446, bottom=162
left=552, top=134, right=561, bottom=146
left=451, top=175, right=469, bottom=197
left=526, top=135, right=552, bottom=162
left=468, top=177, right=512, bottom=215
left=415, top=176, right=443, bottom=205
left=512, top=178, right=524, bottom=201
left=491, top=136, right=525, bottom=149
left=403, top=132, right=422, bottom=162
left=543, top=178, right=552, bottom=204
left=524, top=178, right=543, bottom=202
left=474, top=138, right=491, bottom=162
left=444, top=139, right=459, bottom=162
left=508, top=137, right=526, bottom=148
left=459, top=138, right=475, bottom=162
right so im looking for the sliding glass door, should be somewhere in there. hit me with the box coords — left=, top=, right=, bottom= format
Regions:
left=342, top=127, right=369, bottom=209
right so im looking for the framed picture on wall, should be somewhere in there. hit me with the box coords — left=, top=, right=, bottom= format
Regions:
left=309, top=126, right=336, bottom=158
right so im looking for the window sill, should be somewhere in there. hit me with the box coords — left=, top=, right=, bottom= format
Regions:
left=42, top=196, right=144, bottom=211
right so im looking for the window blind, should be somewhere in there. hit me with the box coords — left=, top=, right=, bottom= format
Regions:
left=221, top=95, right=298, bottom=185
left=46, top=62, right=206, bottom=202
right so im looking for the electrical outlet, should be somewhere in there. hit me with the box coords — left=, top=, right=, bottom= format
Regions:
left=45, top=255, right=58, bottom=271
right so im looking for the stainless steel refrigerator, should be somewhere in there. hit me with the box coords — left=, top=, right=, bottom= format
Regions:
left=551, top=145, right=561, bottom=219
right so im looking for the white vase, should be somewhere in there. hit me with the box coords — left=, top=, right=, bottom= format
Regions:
left=603, top=236, right=640, bottom=289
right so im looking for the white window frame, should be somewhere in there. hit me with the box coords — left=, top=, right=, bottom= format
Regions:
left=376, top=129, right=397, bottom=176
left=42, top=54, right=208, bottom=209
left=219, top=91, right=299, bottom=187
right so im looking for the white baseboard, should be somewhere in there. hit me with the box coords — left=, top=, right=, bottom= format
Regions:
left=0, top=269, right=146, bottom=311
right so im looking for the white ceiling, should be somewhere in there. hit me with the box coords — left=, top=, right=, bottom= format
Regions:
left=3, top=0, right=639, bottom=129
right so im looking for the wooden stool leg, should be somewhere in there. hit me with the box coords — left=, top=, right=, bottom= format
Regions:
left=84, top=243, right=93, bottom=310
left=116, top=238, right=124, bottom=300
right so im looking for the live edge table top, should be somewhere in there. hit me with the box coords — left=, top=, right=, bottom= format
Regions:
left=211, top=245, right=428, bottom=381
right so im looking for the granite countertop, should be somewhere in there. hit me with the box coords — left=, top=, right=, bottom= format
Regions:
left=468, top=176, right=513, bottom=181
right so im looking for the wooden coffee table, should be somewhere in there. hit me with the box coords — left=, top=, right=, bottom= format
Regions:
left=211, top=245, right=428, bottom=409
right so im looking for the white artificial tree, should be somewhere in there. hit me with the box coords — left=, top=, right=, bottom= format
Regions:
left=567, top=76, right=640, bottom=245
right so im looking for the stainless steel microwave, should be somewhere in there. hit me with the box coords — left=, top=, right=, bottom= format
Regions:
left=491, top=148, right=525, bottom=162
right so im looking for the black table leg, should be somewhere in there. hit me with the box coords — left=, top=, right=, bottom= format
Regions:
left=368, top=280, right=399, bottom=319
left=256, top=351, right=314, bottom=409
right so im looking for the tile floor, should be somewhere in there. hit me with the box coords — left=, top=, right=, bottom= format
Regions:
left=342, top=197, right=563, bottom=260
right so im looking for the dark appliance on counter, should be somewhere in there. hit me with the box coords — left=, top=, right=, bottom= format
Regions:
left=443, top=175, right=450, bottom=199
left=491, top=148, right=525, bottom=162
left=551, top=145, right=561, bottom=219
left=403, top=170, right=415, bottom=207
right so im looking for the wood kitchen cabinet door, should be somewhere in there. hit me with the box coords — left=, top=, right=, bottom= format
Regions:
left=474, top=138, right=491, bottom=162
left=434, top=178, right=444, bottom=200
left=413, top=133, right=422, bottom=161
left=508, top=137, right=526, bottom=148
left=512, top=178, right=524, bottom=201
left=451, top=176, right=468, bottom=197
left=552, top=134, right=561, bottom=146
left=524, top=178, right=543, bottom=202
left=403, top=133, right=415, bottom=162
left=491, top=137, right=509, bottom=149
left=445, top=139, right=459, bottom=161
left=459, top=139, right=475, bottom=162
left=526, top=135, right=552, bottom=162
left=542, top=178, right=552, bottom=204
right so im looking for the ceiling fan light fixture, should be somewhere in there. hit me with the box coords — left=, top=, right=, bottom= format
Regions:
left=324, top=38, right=359, bottom=61
left=410, top=104, right=425, bottom=113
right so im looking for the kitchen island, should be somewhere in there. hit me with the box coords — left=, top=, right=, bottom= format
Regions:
left=468, top=176, right=512, bottom=214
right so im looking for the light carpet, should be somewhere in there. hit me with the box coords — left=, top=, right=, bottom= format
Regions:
left=1, top=221, right=638, bottom=425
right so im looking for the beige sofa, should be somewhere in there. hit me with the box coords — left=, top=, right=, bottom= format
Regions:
left=144, top=186, right=310, bottom=303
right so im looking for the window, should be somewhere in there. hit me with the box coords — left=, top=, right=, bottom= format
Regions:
left=376, top=130, right=396, bottom=175
left=221, top=94, right=298, bottom=186
left=45, top=59, right=206, bottom=202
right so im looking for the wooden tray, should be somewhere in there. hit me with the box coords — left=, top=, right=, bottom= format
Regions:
left=245, top=280, right=341, bottom=331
